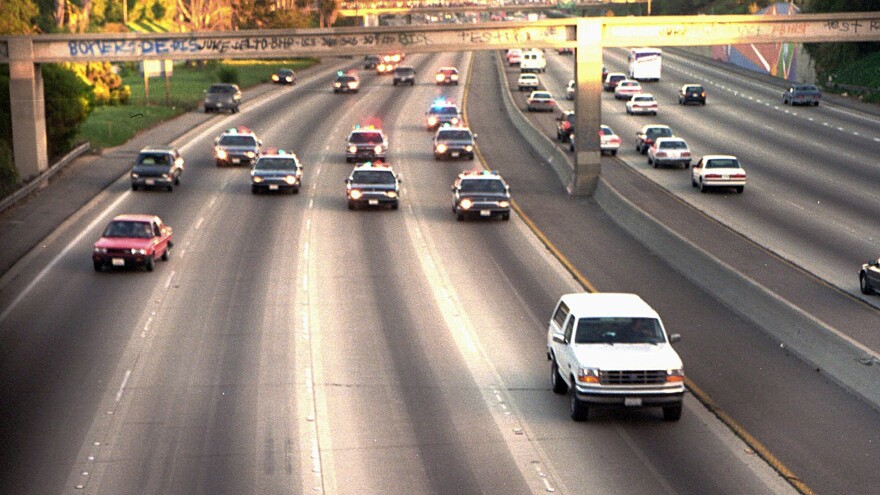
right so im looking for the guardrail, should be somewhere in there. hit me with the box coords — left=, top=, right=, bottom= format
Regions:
left=0, top=142, right=91, bottom=214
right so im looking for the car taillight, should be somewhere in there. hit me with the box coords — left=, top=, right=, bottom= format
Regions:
left=611, top=137, right=621, bottom=144
left=656, top=152, right=667, bottom=157
left=682, top=151, right=691, bottom=157
left=731, top=173, right=747, bottom=179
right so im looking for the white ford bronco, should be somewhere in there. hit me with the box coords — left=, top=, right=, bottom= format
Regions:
left=546, top=293, right=685, bottom=421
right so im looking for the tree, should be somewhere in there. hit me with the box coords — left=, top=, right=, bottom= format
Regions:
left=176, top=0, right=234, bottom=31
left=0, top=0, right=39, bottom=34
left=802, top=0, right=880, bottom=80
left=42, top=64, right=92, bottom=158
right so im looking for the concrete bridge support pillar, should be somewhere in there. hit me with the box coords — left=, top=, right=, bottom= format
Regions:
left=363, top=14, right=380, bottom=27
left=570, top=18, right=602, bottom=196
left=8, top=38, right=47, bottom=181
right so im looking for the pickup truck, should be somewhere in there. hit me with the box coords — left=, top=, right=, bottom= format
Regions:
left=783, top=84, right=821, bottom=106
left=547, top=293, right=685, bottom=421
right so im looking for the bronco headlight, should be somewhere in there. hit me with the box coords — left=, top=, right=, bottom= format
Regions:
left=577, top=368, right=599, bottom=384
left=349, top=189, right=362, bottom=199
left=216, top=149, right=227, bottom=159
left=459, top=198, right=473, bottom=209
left=436, top=144, right=447, bottom=153
left=285, top=176, right=297, bottom=185
left=272, top=74, right=279, bottom=81
left=245, top=151, right=256, bottom=158
left=498, top=200, right=510, bottom=208
left=464, top=145, right=473, bottom=152
left=666, top=369, right=685, bottom=383
left=131, top=173, right=139, bottom=178
left=386, top=190, right=398, bottom=198
left=252, top=176, right=263, bottom=183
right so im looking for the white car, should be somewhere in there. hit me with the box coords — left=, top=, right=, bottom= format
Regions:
left=647, top=137, right=691, bottom=168
left=565, top=79, right=576, bottom=100
left=518, top=73, right=540, bottom=91
left=506, top=48, right=523, bottom=66
left=568, top=125, right=620, bottom=156
left=614, top=79, right=642, bottom=100
left=527, top=91, right=556, bottom=112
left=626, top=94, right=658, bottom=115
left=691, top=155, right=746, bottom=193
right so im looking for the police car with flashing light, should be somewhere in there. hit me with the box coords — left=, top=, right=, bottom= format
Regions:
left=214, top=126, right=262, bottom=167
left=345, top=126, right=388, bottom=163
left=425, top=99, right=462, bottom=130
left=251, top=149, right=303, bottom=194
left=433, top=126, right=476, bottom=160
left=451, top=170, right=511, bottom=221
left=333, top=71, right=360, bottom=93
left=345, top=162, right=401, bottom=210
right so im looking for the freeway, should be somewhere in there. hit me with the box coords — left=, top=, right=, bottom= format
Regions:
left=0, top=49, right=876, bottom=495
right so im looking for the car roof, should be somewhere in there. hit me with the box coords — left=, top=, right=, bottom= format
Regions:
left=438, top=66, right=458, bottom=71
left=520, top=73, right=538, bottom=78
left=655, top=137, right=686, bottom=144
left=352, top=163, right=395, bottom=172
left=530, top=91, right=552, bottom=97
left=632, top=93, right=655, bottom=98
left=641, top=124, right=671, bottom=131
left=702, top=154, right=739, bottom=161
left=112, top=214, right=158, bottom=223
left=559, top=293, right=660, bottom=319
left=139, top=146, right=176, bottom=153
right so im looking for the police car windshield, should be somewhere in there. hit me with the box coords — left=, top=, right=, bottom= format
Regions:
left=219, top=135, right=257, bottom=146
left=352, top=170, right=395, bottom=184
left=349, top=132, right=383, bottom=144
left=136, top=153, right=171, bottom=165
left=255, top=158, right=297, bottom=170
left=461, top=179, right=505, bottom=193
left=575, top=318, right=664, bottom=344
left=438, top=130, right=471, bottom=140
left=430, top=107, right=459, bottom=115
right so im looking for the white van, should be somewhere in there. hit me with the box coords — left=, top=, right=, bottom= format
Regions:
left=546, top=293, right=685, bottom=421
left=520, top=50, right=546, bottom=73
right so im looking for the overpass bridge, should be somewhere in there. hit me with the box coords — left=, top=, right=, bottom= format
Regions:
left=2, top=12, right=879, bottom=194
left=336, top=0, right=624, bottom=17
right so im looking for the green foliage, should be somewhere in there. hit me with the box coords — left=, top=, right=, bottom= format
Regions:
left=42, top=64, right=92, bottom=159
left=0, top=0, right=39, bottom=34
left=151, top=0, right=167, bottom=21
left=216, top=65, right=239, bottom=85
left=0, top=140, right=19, bottom=194
left=66, top=61, right=132, bottom=105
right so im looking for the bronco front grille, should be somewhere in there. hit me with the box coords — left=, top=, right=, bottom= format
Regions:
left=600, top=370, right=666, bottom=385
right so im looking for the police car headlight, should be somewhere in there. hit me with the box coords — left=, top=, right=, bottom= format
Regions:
left=162, top=173, right=171, bottom=179
left=348, top=82, right=359, bottom=89
left=285, top=76, right=293, bottom=82
left=498, top=200, right=510, bottom=208
left=216, top=149, right=227, bottom=159
left=348, top=145, right=357, bottom=154
left=285, top=176, right=297, bottom=185
left=436, top=144, right=447, bottom=153
left=253, top=176, right=263, bottom=183
left=451, top=117, right=460, bottom=124
left=386, top=190, right=398, bottom=198
left=435, top=74, right=445, bottom=82
left=349, top=189, right=362, bottom=199
left=451, top=74, right=459, bottom=81
left=374, top=145, right=383, bottom=154
left=459, top=198, right=473, bottom=209
left=334, top=82, right=342, bottom=88
left=245, top=151, right=256, bottom=158
left=272, top=74, right=279, bottom=81
left=464, top=145, right=473, bottom=152
left=428, top=117, right=438, bottom=126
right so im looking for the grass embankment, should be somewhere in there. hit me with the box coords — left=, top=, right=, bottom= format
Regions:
left=78, top=58, right=318, bottom=150
left=829, top=51, right=880, bottom=103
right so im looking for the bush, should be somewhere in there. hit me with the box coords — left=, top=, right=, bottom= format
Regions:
left=0, top=140, right=17, bottom=194
left=66, top=61, right=131, bottom=106
left=216, top=65, right=239, bottom=85
left=42, top=64, right=92, bottom=159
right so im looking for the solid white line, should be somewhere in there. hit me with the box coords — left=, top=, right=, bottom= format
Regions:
left=115, top=369, right=132, bottom=402
left=194, top=217, right=205, bottom=230
left=0, top=191, right=129, bottom=323
left=164, top=271, right=175, bottom=290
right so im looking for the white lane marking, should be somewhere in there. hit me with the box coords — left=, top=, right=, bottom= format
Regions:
left=164, top=271, right=175, bottom=290
left=114, top=369, right=132, bottom=402
left=0, top=191, right=129, bottom=323
left=194, top=217, right=205, bottom=230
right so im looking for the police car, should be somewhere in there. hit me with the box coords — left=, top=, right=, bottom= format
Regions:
left=214, top=126, right=261, bottom=167
left=433, top=126, right=476, bottom=160
left=345, top=162, right=401, bottom=210
left=345, top=125, right=388, bottom=163
left=425, top=99, right=462, bottom=131
left=251, top=149, right=303, bottom=194
left=333, top=71, right=360, bottom=93
left=451, top=170, right=511, bottom=221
